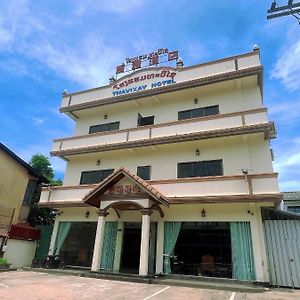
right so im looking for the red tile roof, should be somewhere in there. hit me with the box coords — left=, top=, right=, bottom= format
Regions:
left=82, top=167, right=169, bottom=207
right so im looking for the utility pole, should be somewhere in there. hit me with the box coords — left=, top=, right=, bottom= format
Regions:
left=267, top=1, right=300, bottom=24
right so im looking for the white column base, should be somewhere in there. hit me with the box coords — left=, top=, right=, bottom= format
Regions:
left=48, top=220, right=59, bottom=255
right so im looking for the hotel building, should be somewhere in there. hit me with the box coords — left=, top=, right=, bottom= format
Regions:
left=39, top=48, right=281, bottom=283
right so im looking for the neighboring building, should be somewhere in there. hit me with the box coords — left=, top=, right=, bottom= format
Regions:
left=0, top=143, right=47, bottom=228
left=283, top=192, right=300, bottom=214
left=0, top=142, right=48, bottom=265
left=39, top=48, right=281, bottom=283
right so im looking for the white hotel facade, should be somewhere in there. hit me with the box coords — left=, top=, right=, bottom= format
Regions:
left=39, top=49, right=281, bottom=283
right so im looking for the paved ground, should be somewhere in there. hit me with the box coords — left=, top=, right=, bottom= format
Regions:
left=0, top=271, right=299, bottom=300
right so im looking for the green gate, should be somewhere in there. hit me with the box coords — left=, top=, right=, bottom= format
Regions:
left=35, top=225, right=53, bottom=260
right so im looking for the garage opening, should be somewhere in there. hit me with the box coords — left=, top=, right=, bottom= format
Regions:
left=120, top=222, right=141, bottom=273
left=172, top=222, right=232, bottom=278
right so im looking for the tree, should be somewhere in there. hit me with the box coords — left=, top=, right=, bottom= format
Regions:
left=29, top=154, right=63, bottom=186
left=28, top=154, right=62, bottom=226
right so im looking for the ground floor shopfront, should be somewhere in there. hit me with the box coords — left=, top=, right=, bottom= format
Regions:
left=48, top=202, right=270, bottom=283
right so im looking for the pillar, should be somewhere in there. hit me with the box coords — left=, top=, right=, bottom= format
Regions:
left=91, top=210, right=108, bottom=272
left=48, top=220, right=59, bottom=255
left=249, top=203, right=265, bottom=282
left=139, top=209, right=152, bottom=276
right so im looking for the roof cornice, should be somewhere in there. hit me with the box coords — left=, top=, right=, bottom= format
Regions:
left=60, top=66, right=263, bottom=113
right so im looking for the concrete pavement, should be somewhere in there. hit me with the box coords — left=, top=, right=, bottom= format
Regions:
left=0, top=270, right=299, bottom=300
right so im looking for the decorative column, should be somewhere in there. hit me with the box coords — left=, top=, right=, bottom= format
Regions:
left=48, top=220, right=59, bottom=255
left=139, top=209, right=152, bottom=276
left=91, top=210, right=108, bottom=272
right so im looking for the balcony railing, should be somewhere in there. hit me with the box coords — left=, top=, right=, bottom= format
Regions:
left=51, top=108, right=269, bottom=156
left=60, top=51, right=261, bottom=111
left=39, top=173, right=280, bottom=207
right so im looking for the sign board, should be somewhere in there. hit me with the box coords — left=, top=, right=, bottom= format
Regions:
left=108, top=185, right=141, bottom=194
left=116, top=48, right=179, bottom=74
left=111, top=69, right=177, bottom=96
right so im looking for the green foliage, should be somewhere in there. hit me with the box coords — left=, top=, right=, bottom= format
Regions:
left=27, top=203, right=56, bottom=226
left=0, top=257, right=8, bottom=265
left=29, top=154, right=62, bottom=186
left=29, top=154, right=54, bottom=181
left=28, top=154, right=63, bottom=225
left=51, top=178, right=63, bottom=186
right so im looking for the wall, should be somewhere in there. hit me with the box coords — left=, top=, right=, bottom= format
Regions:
left=0, top=150, right=31, bottom=224
left=74, top=77, right=263, bottom=136
left=3, top=238, right=37, bottom=268
left=60, top=52, right=261, bottom=108
left=63, top=134, right=274, bottom=185
left=51, top=201, right=270, bottom=282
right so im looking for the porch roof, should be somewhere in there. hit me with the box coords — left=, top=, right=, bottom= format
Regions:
left=82, top=167, right=169, bottom=208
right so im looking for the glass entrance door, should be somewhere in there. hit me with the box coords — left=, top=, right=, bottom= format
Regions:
left=120, top=222, right=141, bottom=273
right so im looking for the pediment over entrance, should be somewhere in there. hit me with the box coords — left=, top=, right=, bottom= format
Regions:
left=82, top=167, right=169, bottom=208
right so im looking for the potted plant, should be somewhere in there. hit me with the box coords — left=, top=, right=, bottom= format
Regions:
left=0, top=257, right=11, bottom=270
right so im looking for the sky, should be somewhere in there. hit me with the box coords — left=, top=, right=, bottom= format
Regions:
left=0, top=0, right=299, bottom=191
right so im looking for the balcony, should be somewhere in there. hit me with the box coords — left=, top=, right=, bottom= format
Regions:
left=39, top=173, right=281, bottom=208
left=51, top=108, right=272, bottom=157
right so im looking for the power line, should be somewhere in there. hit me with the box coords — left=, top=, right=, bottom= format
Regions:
left=267, top=1, right=300, bottom=24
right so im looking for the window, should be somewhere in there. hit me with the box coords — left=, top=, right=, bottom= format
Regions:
left=137, top=166, right=151, bottom=180
left=178, top=105, right=219, bottom=120
left=89, top=121, right=120, bottom=134
left=177, top=160, right=223, bottom=178
left=287, top=206, right=300, bottom=214
left=137, top=113, right=154, bottom=127
left=22, top=179, right=37, bottom=206
left=80, top=169, right=114, bottom=184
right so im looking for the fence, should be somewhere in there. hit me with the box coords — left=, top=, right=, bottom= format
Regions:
left=0, top=205, right=15, bottom=256
left=262, top=207, right=300, bottom=288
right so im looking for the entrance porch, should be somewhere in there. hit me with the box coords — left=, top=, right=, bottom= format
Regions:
left=48, top=168, right=268, bottom=282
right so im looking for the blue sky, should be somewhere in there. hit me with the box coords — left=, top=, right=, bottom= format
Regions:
left=0, top=0, right=299, bottom=191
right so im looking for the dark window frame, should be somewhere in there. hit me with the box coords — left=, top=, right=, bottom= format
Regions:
left=178, top=105, right=219, bottom=121
left=177, top=160, right=223, bottom=178
left=89, top=121, right=120, bottom=134
left=287, top=206, right=300, bottom=214
left=137, top=165, right=151, bottom=180
left=80, top=169, right=114, bottom=185
left=137, top=113, right=155, bottom=127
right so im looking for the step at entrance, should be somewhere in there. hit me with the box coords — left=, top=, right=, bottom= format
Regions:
left=152, top=274, right=264, bottom=293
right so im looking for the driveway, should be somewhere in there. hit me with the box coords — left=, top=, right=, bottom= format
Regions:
left=0, top=270, right=299, bottom=300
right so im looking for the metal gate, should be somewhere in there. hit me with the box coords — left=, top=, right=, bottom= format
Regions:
left=262, top=208, right=300, bottom=288
left=34, top=225, right=53, bottom=260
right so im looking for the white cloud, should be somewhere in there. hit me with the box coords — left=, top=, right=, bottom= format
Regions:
left=75, top=0, right=147, bottom=15
left=32, top=117, right=45, bottom=125
left=0, top=59, right=29, bottom=76
left=268, top=100, right=300, bottom=125
left=186, top=42, right=209, bottom=62
left=271, top=27, right=300, bottom=91
left=0, top=1, right=124, bottom=88
left=23, top=37, right=122, bottom=88
left=273, top=139, right=300, bottom=191
left=280, top=180, right=300, bottom=191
